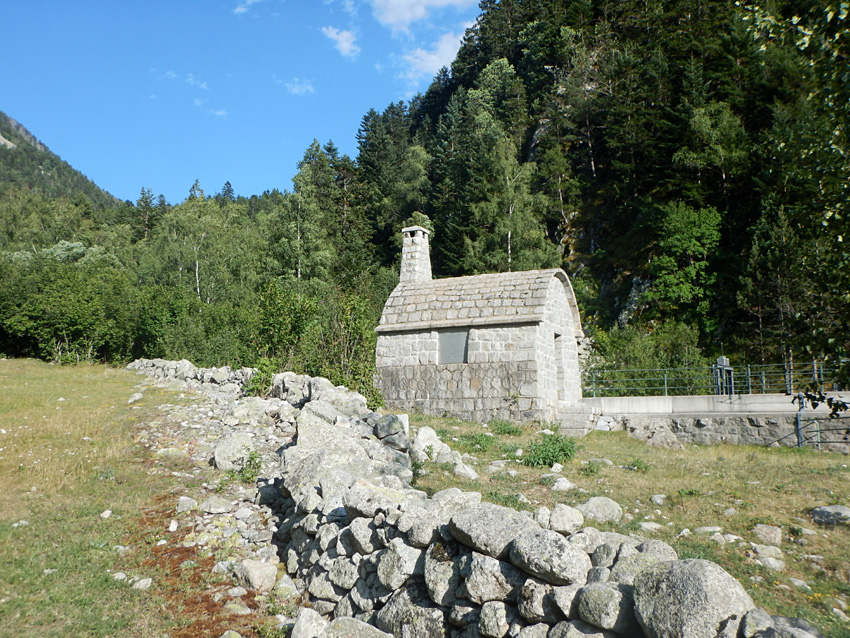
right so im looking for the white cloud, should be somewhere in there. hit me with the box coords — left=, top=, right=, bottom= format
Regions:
left=369, top=0, right=476, bottom=32
left=233, top=0, right=261, bottom=15
left=322, top=26, right=361, bottom=58
left=324, top=0, right=357, bottom=15
left=164, top=70, right=209, bottom=90
left=210, top=109, right=229, bottom=117
left=285, top=78, right=315, bottom=95
left=194, top=98, right=207, bottom=107
left=402, top=30, right=465, bottom=82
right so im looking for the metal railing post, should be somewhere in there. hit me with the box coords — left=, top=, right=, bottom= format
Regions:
left=663, top=370, right=668, bottom=397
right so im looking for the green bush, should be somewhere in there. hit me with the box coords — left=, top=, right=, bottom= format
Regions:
left=523, top=434, right=578, bottom=468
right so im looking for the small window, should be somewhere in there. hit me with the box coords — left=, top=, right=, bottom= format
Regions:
left=439, top=329, right=469, bottom=364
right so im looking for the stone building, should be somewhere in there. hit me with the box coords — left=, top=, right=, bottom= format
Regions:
left=375, top=226, right=584, bottom=423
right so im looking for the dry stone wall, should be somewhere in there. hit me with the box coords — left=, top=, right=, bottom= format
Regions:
left=128, top=359, right=826, bottom=638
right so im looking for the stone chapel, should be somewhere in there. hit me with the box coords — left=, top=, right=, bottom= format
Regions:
left=375, top=226, right=584, bottom=423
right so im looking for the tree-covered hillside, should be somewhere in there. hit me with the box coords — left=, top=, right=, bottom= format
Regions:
left=0, top=0, right=847, bottom=397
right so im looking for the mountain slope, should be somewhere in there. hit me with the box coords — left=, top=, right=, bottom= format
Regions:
left=0, top=110, right=119, bottom=210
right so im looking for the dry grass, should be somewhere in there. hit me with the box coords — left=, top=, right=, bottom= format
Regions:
left=411, top=413, right=850, bottom=637
left=0, top=359, right=277, bottom=638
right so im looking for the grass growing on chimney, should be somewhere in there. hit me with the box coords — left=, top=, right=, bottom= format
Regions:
left=409, top=412, right=850, bottom=637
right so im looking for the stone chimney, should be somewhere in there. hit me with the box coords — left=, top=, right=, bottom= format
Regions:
left=399, top=226, right=432, bottom=283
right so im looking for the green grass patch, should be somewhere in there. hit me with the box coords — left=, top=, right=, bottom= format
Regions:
left=489, top=420, right=523, bottom=436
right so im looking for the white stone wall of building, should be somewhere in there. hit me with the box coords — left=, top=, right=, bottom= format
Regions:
left=536, top=276, right=582, bottom=410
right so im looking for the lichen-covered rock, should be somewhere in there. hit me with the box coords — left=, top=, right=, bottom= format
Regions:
left=478, top=601, right=520, bottom=638
left=213, top=433, right=256, bottom=471
left=576, top=582, right=639, bottom=635
left=576, top=497, right=623, bottom=524
left=517, top=623, right=550, bottom=638
left=460, top=552, right=526, bottom=604
left=548, top=619, right=619, bottom=638
left=509, top=527, right=592, bottom=586
left=375, top=583, right=446, bottom=638
left=609, top=553, right=661, bottom=585
left=424, top=540, right=469, bottom=606
left=517, top=578, right=560, bottom=623
left=321, top=617, right=393, bottom=638
left=549, top=504, right=584, bottom=536
left=376, top=537, right=425, bottom=590
left=292, top=607, right=329, bottom=638
left=634, top=559, right=755, bottom=638
left=449, top=503, right=539, bottom=559
left=233, top=559, right=277, bottom=592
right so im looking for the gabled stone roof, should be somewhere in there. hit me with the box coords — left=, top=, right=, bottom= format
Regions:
left=377, top=268, right=582, bottom=334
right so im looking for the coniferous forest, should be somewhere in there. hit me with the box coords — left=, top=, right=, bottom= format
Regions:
left=0, top=0, right=847, bottom=401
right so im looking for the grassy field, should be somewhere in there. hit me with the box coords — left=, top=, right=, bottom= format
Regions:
left=410, top=413, right=850, bottom=637
left=0, top=359, right=273, bottom=638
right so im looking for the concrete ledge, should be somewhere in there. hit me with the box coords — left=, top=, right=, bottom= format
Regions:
left=581, top=393, right=845, bottom=417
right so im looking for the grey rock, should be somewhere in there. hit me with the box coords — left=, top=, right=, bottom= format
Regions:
left=132, top=577, right=152, bottom=591
left=636, top=539, right=678, bottom=562
left=634, top=559, right=755, bottom=638
left=223, top=599, right=252, bottom=616
left=424, top=540, right=468, bottom=606
left=292, top=607, right=329, bottom=638
left=176, top=496, right=198, bottom=513
left=810, top=505, right=850, bottom=526
left=234, top=559, right=277, bottom=592
left=576, top=497, right=622, bottom=524
left=576, top=582, right=639, bottom=634
left=509, top=527, right=592, bottom=586
left=375, top=583, right=446, bottom=638
left=397, top=488, right=481, bottom=548
left=349, top=518, right=384, bottom=555
left=549, top=504, right=584, bottom=536
left=650, top=494, right=667, bottom=506
left=552, top=584, right=582, bottom=619
left=516, top=623, right=549, bottom=638
left=213, top=433, right=256, bottom=472
left=200, top=496, right=233, bottom=514
left=517, top=578, right=559, bottom=623
left=753, top=524, right=782, bottom=546
left=478, top=601, right=518, bottom=638
left=755, top=616, right=826, bottom=638
left=586, top=566, right=610, bottom=583
left=742, top=609, right=775, bottom=637
left=567, top=528, right=603, bottom=554
left=548, top=619, right=619, bottom=638
left=449, top=503, right=539, bottom=559
left=322, top=617, right=393, bottom=638
left=274, top=573, right=299, bottom=599
left=329, top=557, right=360, bottom=590
left=412, top=426, right=454, bottom=463
left=591, top=542, right=618, bottom=568
left=454, top=461, right=480, bottom=480
left=609, top=553, right=660, bottom=585
left=449, top=600, right=480, bottom=627
left=461, top=552, right=526, bottom=604
left=552, top=477, right=578, bottom=492
left=376, top=537, right=425, bottom=590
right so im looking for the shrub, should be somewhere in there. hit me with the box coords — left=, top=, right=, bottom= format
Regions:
left=523, top=434, right=578, bottom=468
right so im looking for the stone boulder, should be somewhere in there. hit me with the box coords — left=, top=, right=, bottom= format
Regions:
left=213, top=433, right=256, bottom=472
left=509, top=527, right=592, bottom=586
left=633, top=559, right=755, bottom=638
left=321, top=617, right=393, bottom=638
left=449, top=503, right=539, bottom=559
left=576, top=497, right=623, bottom=524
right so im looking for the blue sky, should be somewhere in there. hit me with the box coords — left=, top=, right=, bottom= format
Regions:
left=2, top=0, right=480, bottom=204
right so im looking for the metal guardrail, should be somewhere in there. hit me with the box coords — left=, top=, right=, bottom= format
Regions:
left=582, top=362, right=835, bottom=398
